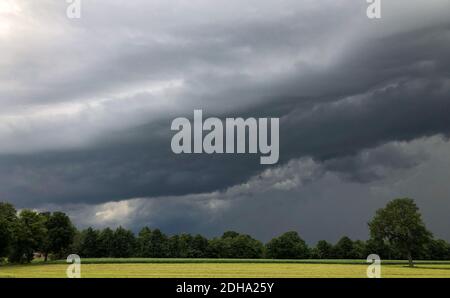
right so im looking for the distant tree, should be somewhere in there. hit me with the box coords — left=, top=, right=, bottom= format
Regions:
left=167, top=233, right=209, bottom=258
left=0, top=203, right=16, bottom=221
left=206, top=238, right=224, bottom=258
left=0, top=202, right=17, bottom=259
left=222, top=231, right=240, bottom=239
left=168, top=235, right=182, bottom=258
left=137, top=227, right=153, bottom=257
left=352, top=240, right=367, bottom=259
left=80, top=227, right=101, bottom=258
left=333, top=236, right=355, bottom=259
left=111, top=227, right=136, bottom=258
left=147, top=229, right=168, bottom=257
left=137, top=228, right=168, bottom=258
left=41, top=212, right=75, bottom=261
left=190, top=234, right=209, bottom=258
left=9, top=210, right=47, bottom=263
left=266, top=231, right=309, bottom=259
left=98, top=228, right=115, bottom=258
left=2, top=198, right=446, bottom=263
left=369, top=198, right=432, bottom=267
left=229, top=234, right=264, bottom=259
left=178, top=234, right=195, bottom=257
left=364, top=238, right=390, bottom=259
left=423, top=239, right=450, bottom=260
left=70, top=230, right=83, bottom=255
left=205, top=233, right=263, bottom=259
left=315, top=240, right=334, bottom=259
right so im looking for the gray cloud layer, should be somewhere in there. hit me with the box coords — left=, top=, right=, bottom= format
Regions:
left=1, top=0, right=450, bottom=241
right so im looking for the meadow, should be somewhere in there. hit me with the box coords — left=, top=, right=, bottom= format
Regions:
left=1, top=259, right=450, bottom=278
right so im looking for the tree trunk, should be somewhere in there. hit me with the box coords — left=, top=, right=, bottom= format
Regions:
left=407, top=251, right=414, bottom=267
left=44, top=252, right=48, bottom=262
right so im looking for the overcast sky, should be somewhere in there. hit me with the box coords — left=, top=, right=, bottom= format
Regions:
left=1, top=0, right=450, bottom=243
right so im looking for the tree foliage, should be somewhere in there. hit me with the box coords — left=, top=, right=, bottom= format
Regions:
left=9, top=210, right=47, bottom=263
left=369, top=198, right=432, bottom=266
left=42, top=212, right=76, bottom=261
left=313, top=240, right=333, bottom=259
left=111, top=227, right=136, bottom=258
left=1, top=199, right=449, bottom=263
left=0, top=202, right=17, bottom=258
left=80, top=227, right=101, bottom=258
left=266, top=231, right=309, bottom=259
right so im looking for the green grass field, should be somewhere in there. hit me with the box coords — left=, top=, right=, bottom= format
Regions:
left=1, top=259, right=450, bottom=278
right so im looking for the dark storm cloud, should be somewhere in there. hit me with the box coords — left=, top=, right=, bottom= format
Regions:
left=1, top=1, right=450, bottom=241
left=54, top=136, right=450, bottom=243
left=0, top=0, right=353, bottom=108
left=1, top=5, right=450, bottom=207
left=0, top=128, right=265, bottom=206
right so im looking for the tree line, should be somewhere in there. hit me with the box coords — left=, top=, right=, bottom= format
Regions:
left=1, top=198, right=449, bottom=265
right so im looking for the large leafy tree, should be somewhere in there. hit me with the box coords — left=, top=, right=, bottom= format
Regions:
left=369, top=198, right=432, bottom=267
left=9, top=210, right=47, bottom=263
left=0, top=202, right=17, bottom=259
left=41, top=212, right=76, bottom=261
left=266, top=231, right=309, bottom=259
